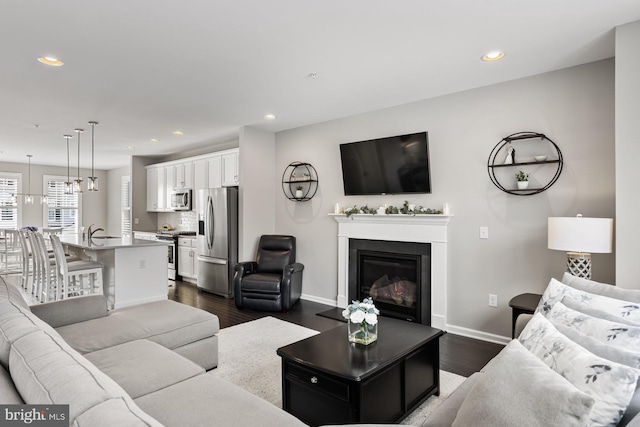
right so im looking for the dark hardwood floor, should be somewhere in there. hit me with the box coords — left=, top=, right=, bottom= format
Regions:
left=168, top=280, right=504, bottom=377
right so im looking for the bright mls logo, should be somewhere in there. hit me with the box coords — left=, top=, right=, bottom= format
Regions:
left=1, top=405, right=68, bottom=426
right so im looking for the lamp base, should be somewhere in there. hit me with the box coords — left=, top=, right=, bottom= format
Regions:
left=566, top=252, right=592, bottom=279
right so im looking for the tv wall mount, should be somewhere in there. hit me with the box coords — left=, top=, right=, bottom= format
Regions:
left=487, top=132, right=563, bottom=196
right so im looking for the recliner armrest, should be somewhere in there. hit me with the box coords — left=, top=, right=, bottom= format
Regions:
left=234, top=261, right=258, bottom=278
left=30, top=295, right=108, bottom=328
left=283, top=262, right=304, bottom=277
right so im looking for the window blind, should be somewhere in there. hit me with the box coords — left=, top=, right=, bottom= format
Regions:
left=122, top=176, right=131, bottom=235
left=0, top=175, right=19, bottom=229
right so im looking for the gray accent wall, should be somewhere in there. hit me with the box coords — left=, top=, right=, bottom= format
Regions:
left=615, top=21, right=640, bottom=289
left=274, top=59, right=615, bottom=340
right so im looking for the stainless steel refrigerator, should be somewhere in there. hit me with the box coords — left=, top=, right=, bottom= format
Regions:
left=196, top=187, right=238, bottom=297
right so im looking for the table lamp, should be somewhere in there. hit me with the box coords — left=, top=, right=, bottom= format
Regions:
left=547, top=215, right=613, bottom=279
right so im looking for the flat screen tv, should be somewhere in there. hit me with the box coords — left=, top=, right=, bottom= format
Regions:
left=339, top=132, right=431, bottom=196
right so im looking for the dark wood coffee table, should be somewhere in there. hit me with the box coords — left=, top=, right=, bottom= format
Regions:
left=276, top=317, right=444, bottom=426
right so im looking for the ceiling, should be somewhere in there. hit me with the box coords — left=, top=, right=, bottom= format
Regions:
left=1, top=1, right=639, bottom=171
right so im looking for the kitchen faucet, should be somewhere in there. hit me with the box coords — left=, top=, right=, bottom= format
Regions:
left=87, top=224, right=104, bottom=239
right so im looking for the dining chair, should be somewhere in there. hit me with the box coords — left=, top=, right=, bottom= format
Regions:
left=50, top=234, right=104, bottom=300
left=16, top=230, right=34, bottom=291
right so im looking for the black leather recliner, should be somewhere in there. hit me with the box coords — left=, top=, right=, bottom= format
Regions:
left=233, top=235, right=304, bottom=312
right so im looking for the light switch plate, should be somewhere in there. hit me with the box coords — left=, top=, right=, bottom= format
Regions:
left=480, top=227, right=489, bottom=239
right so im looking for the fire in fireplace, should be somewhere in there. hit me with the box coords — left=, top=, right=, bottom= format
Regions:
left=349, top=239, right=431, bottom=324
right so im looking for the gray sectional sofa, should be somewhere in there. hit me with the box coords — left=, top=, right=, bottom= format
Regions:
left=0, top=278, right=305, bottom=426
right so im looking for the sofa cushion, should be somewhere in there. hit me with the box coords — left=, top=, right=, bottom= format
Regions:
left=0, top=363, right=23, bottom=403
left=562, top=272, right=640, bottom=303
left=547, top=301, right=640, bottom=352
left=56, top=300, right=219, bottom=355
left=30, top=295, right=108, bottom=328
left=135, top=374, right=305, bottom=427
left=519, top=313, right=639, bottom=426
left=0, top=277, right=30, bottom=310
left=84, top=339, right=204, bottom=399
left=537, top=278, right=640, bottom=324
left=73, top=397, right=163, bottom=427
left=422, top=373, right=481, bottom=427
left=452, top=340, right=595, bottom=427
left=9, top=329, right=130, bottom=423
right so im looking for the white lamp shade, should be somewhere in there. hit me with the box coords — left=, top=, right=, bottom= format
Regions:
left=548, top=216, right=613, bottom=254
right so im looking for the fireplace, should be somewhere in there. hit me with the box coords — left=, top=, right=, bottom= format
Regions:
left=333, top=213, right=451, bottom=329
left=349, top=239, right=431, bottom=325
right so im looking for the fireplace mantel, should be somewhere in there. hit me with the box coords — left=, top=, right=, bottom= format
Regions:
left=331, top=213, right=452, bottom=329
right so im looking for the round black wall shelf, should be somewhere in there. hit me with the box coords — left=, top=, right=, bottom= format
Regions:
left=487, top=132, right=563, bottom=196
left=282, top=162, right=318, bottom=202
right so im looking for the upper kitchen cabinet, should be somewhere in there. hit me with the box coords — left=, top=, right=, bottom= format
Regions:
left=207, top=155, right=222, bottom=189
left=222, top=151, right=239, bottom=187
left=175, top=162, right=193, bottom=190
left=146, top=166, right=167, bottom=212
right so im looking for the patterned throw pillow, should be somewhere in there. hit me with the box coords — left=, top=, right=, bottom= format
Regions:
left=519, top=313, right=639, bottom=427
left=536, top=278, right=640, bottom=324
left=546, top=301, right=640, bottom=353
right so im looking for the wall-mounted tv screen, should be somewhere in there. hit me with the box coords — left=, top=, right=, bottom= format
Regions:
left=339, top=132, right=431, bottom=196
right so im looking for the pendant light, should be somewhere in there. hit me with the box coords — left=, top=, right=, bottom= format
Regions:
left=64, top=135, right=74, bottom=194
left=87, top=121, right=98, bottom=191
left=74, top=128, right=83, bottom=193
left=24, top=155, right=33, bottom=204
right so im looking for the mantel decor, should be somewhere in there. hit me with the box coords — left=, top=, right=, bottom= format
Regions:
left=342, top=201, right=443, bottom=218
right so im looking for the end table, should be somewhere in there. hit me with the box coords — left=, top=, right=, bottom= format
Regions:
left=508, top=293, right=542, bottom=338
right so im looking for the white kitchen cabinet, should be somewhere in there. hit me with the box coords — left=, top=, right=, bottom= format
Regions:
left=175, top=162, right=193, bottom=189
left=193, top=159, right=208, bottom=191
left=222, top=150, right=239, bottom=186
left=146, top=166, right=167, bottom=212
left=178, top=237, right=197, bottom=280
left=207, top=155, right=222, bottom=189
left=165, top=165, right=176, bottom=207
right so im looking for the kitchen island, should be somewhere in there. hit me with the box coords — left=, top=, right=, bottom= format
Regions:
left=59, top=235, right=169, bottom=309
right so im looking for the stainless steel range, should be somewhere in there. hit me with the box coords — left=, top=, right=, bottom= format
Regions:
left=155, top=230, right=196, bottom=280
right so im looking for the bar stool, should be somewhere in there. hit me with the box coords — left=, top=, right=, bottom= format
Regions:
left=50, top=234, right=104, bottom=300
left=16, top=230, right=34, bottom=291
left=1, top=230, right=23, bottom=276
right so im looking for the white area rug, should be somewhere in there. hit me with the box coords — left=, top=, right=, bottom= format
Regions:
left=210, top=316, right=467, bottom=425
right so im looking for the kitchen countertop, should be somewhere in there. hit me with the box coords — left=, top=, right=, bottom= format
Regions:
left=59, top=234, right=170, bottom=250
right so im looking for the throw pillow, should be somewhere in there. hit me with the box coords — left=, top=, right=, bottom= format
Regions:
left=519, top=313, right=639, bottom=426
left=562, top=273, right=640, bottom=303
left=563, top=298, right=640, bottom=327
left=536, top=278, right=640, bottom=324
left=547, top=301, right=640, bottom=353
left=452, top=340, right=595, bottom=427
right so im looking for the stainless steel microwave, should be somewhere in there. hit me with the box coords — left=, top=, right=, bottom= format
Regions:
left=170, top=189, right=192, bottom=211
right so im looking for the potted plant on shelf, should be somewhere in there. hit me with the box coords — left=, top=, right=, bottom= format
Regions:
left=295, top=185, right=304, bottom=199
left=516, top=170, right=529, bottom=189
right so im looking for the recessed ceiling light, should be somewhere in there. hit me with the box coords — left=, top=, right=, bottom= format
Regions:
left=150, top=138, right=159, bottom=143
left=481, top=51, right=505, bottom=62
left=126, top=146, right=134, bottom=150
left=37, top=56, right=64, bottom=66
left=172, top=130, right=184, bottom=135
left=264, top=114, right=277, bottom=120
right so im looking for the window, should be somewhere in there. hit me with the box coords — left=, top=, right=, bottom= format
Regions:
left=43, top=175, right=81, bottom=234
left=0, top=172, right=22, bottom=229
left=122, top=175, right=131, bottom=236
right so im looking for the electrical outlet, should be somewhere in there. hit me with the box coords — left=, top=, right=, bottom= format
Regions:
left=480, top=226, right=489, bottom=239
left=134, top=218, right=139, bottom=225
left=139, top=259, right=146, bottom=269
left=489, top=294, right=498, bottom=307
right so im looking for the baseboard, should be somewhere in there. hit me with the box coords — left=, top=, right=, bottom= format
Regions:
left=444, top=324, right=511, bottom=345
left=301, top=293, right=337, bottom=307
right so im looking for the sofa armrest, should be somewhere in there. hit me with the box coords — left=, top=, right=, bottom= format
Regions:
left=30, top=295, right=108, bottom=328
left=514, top=313, right=534, bottom=338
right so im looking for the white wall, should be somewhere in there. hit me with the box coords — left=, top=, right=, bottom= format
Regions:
left=238, top=126, right=276, bottom=261
left=615, top=21, right=640, bottom=289
left=0, top=161, right=108, bottom=230
left=273, top=59, right=615, bottom=340
left=106, top=166, right=130, bottom=236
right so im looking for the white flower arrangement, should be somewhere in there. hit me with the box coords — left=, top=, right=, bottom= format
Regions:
left=342, top=297, right=379, bottom=326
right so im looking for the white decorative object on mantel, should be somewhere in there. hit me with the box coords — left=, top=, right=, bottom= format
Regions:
left=331, top=213, right=453, bottom=329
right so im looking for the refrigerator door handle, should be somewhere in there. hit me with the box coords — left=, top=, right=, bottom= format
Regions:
left=206, top=195, right=214, bottom=250
left=197, top=256, right=227, bottom=265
